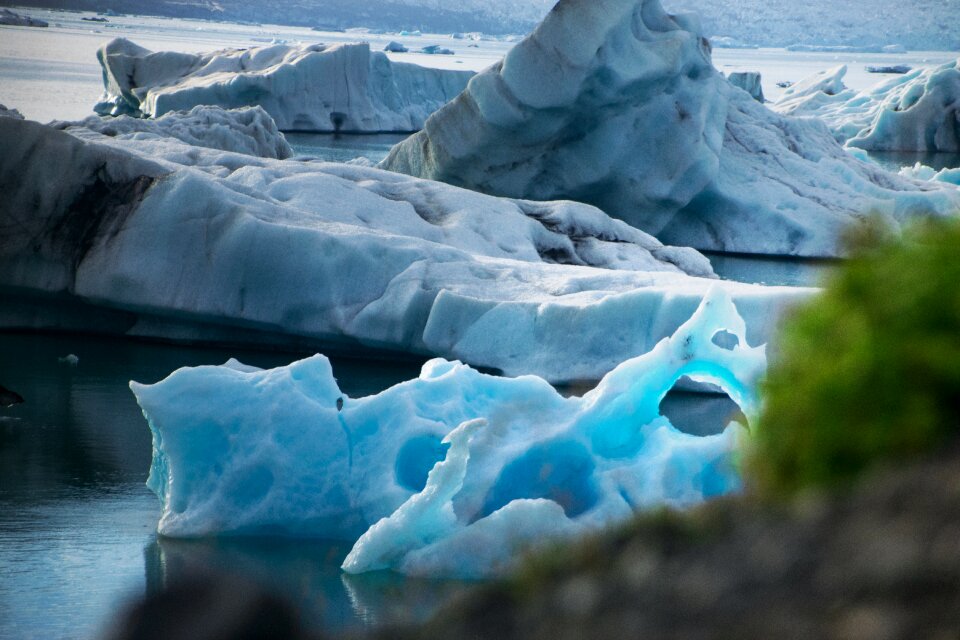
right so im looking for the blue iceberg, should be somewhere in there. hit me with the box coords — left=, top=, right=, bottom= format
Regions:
left=132, top=288, right=765, bottom=578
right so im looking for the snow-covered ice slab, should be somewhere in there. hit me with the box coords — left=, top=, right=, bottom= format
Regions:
left=380, top=0, right=960, bottom=257
left=0, top=115, right=806, bottom=383
left=899, top=163, right=960, bottom=187
left=53, top=105, right=294, bottom=159
left=94, top=38, right=474, bottom=133
left=773, top=61, right=960, bottom=152
left=132, top=289, right=763, bottom=578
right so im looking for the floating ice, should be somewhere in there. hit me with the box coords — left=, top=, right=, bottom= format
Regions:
left=384, top=41, right=409, bottom=53
left=773, top=60, right=960, bottom=152
left=0, top=104, right=24, bottom=120
left=727, top=72, right=765, bottom=103
left=94, top=38, right=473, bottom=132
left=380, top=0, right=960, bottom=257
left=0, top=8, right=47, bottom=27
left=53, top=105, right=294, bottom=159
left=132, top=289, right=764, bottom=578
left=866, top=65, right=912, bottom=75
left=899, top=163, right=960, bottom=187
left=421, top=45, right=454, bottom=55
left=1, top=115, right=806, bottom=383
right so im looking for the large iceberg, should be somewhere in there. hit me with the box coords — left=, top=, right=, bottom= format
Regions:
left=132, top=289, right=763, bottom=578
left=380, top=0, right=960, bottom=257
left=53, top=105, right=294, bottom=159
left=94, top=38, right=474, bottom=133
left=0, top=115, right=806, bottom=383
left=773, top=61, right=960, bottom=152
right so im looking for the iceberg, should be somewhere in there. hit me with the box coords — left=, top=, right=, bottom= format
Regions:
left=0, top=8, right=48, bottom=27
left=899, top=163, right=960, bottom=186
left=0, top=104, right=24, bottom=120
left=866, top=65, right=912, bottom=75
left=94, top=38, right=474, bottom=133
left=727, top=71, right=765, bottom=103
left=132, top=289, right=764, bottom=578
left=773, top=60, right=960, bottom=152
left=53, top=105, right=294, bottom=159
left=0, top=115, right=806, bottom=383
left=380, top=0, right=960, bottom=257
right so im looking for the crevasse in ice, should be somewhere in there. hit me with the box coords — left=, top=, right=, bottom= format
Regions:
left=132, top=288, right=764, bottom=578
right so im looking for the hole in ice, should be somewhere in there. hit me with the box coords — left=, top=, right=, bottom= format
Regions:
left=227, top=464, right=274, bottom=507
left=395, top=435, right=449, bottom=492
left=480, top=440, right=599, bottom=519
left=658, top=376, right=747, bottom=437
left=711, top=330, right=740, bottom=350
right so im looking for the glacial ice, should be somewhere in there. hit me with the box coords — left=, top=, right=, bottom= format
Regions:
left=773, top=60, right=960, bottom=152
left=380, top=0, right=960, bottom=257
left=0, top=104, right=24, bottom=120
left=53, top=105, right=294, bottom=159
left=131, top=289, right=764, bottom=578
left=899, top=163, right=960, bottom=187
left=727, top=72, right=765, bottom=103
left=0, top=115, right=807, bottom=383
left=0, top=8, right=47, bottom=27
left=384, top=41, right=409, bottom=53
left=94, top=38, right=473, bottom=132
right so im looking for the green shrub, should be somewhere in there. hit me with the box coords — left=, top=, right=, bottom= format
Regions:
left=747, top=218, right=960, bottom=496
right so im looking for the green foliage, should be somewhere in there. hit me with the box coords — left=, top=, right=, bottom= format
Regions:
left=747, top=218, right=960, bottom=495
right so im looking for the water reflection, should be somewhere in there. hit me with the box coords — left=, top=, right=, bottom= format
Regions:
left=144, top=537, right=470, bottom=632
left=0, top=332, right=425, bottom=639
left=704, top=251, right=836, bottom=287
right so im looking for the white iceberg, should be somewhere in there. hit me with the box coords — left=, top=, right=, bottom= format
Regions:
left=53, top=105, right=294, bottom=159
left=0, top=115, right=806, bottom=383
left=380, top=0, right=960, bottom=257
left=94, top=38, right=474, bottom=133
left=131, top=289, right=763, bottom=578
left=899, top=163, right=960, bottom=186
left=773, top=60, right=960, bottom=152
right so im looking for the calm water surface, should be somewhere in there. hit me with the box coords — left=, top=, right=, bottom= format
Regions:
left=286, top=132, right=409, bottom=164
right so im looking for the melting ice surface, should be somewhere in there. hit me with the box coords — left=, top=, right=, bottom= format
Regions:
left=132, top=288, right=765, bottom=579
